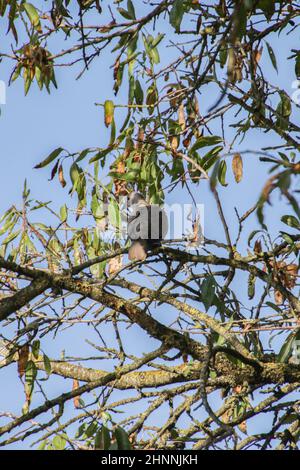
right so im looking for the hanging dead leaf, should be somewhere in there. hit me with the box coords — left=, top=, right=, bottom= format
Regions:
left=252, top=46, right=263, bottom=73
left=284, top=264, right=298, bottom=289
left=170, top=135, right=179, bottom=150
left=58, top=164, right=66, bottom=188
left=182, top=353, right=188, bottom=363
left=107, top=255, right=123, bottom=275
left=114, top=160, right=128, bottom=197
left=262, top=180, right=274, bottom=202
left=254, top=239, right=262, bottom=254
left=227, top=47, right=236, bottom=82
left=18, top=344, right=30, bottom=379
left=183, top=132, right=192, bottom=148
left=178, top=103, right=186, bottom=131
left=274, top=290, right=284, bottom=305
left=135, top=127, right=144, bottom=150
left=232, top=153, right=243, bottom=183
left=167, top=87, right=180, bottom=108
left=104, top=100, right=114, bottom=128
left=50, top=159, right=59, bottom=181
left=113, top=58, right=120, bottom=79
left=73, top=379, right=81, bottom=409
left=193, top=96, right=199, bottom=115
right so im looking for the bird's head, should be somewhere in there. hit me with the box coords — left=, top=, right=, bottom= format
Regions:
left=128, top=192, right=147, bottom=207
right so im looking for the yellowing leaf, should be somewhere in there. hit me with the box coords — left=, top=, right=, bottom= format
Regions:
left=107, top=255, right=123, bottom=275
left=104, top=100, right=114, bottom=128
left=23, top=3, right=42, bottom=32
left=178, top=103, right=186, bottom=131
left=232, top=153, right=243, bottom=183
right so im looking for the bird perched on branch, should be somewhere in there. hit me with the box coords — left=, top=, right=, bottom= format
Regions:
left=127, top=192, right=168, bottom=261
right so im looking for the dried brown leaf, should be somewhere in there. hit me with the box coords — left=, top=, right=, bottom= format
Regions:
left=178, top=103, right=186, bottom=131
left=18, top=345, right=30, bottom=379
left=73, top=379, right=81, bottom=409
left=232, top=153, right=243, bottom=183
left=107, top=255, right=123, bottom=275
left=58, top=164, right=66, bottom=188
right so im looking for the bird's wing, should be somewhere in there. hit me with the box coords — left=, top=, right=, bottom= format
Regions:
left=128, top=204, right=168, bottom=241
left=148, top=205, right=168, bottom=240
left=127, top=206, right=149, bottom=240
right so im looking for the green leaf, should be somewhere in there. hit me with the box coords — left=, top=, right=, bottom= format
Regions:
left=265, top=41, right=278, bottom=72
left=104, top=100, right=114, bottom=128
left=69, top=162, right=80, bottom=186
left=190, top=136, right=223, bottom=153
left=109, top=118, right=116, bottom=146
left=169, top=0, right=184, bottom=32
left=265, top=301, right=282, bottom=313
left=295, top=52, right=300, bottom=78
left=280, top=232, right=297, bottom=250
left=134, top=79, right=144, bottom=105
left=108, top=199, right=121, bottom=229
left=146, top=84, right=158, bottom=114
left=281, top=215, right=300, bottom=230
left=75, top=423, right=86, bottom=439
left=247, top=273, right=256, bottom=300
left=201, top=145, right=223, bottom=171
left=210, top=159, right=221, bottom=190
left=219, top=44, right=228, bottom=68
left=277, top=332, right=296, bottom=363
left=248, top=230, right=262, bottom=247
left=258, top=0, right=275, bottom=20
left=95, top=426, right=111, bottom=450
left=53, top=435, right=66, bottom=450
left=24, top=73, right=33, bottom=96
left=60, top=204, right=68, bottom=222
left=32, top=340, right=40, bottom=360
left=37, top=440, right=47, bottom=450
left=201, top=276, right=215, bottom=311
left=43, top=354, right=51, bottom=375
left=114, top=427, right=131, bottom=450
left=143, top=34, right=160, bottom=64
left=152, top=33, right=165, bottom=48
left=218, top=160, right=227, bottom=186
left=0, top=214, right=18, bottom=236
left=76, top=149, right=91, bottom=162
left=35, top=66, right=43, bottom=90
left=85, top=422, right=98, bottom=438
left=117, top=7, right=133, bottom=20
left=2, top=230, right=20, bottom=246
left=34, top=148, right=64, bottom=169
left=127, top=0, right=136, bottom=20
left=25, top=360, right=37, bottom=401
left=23, top=3, right=42, bottom=32
left=89, top=147, right=112, bottom=164
left=276, top=93, right=291, bottom=130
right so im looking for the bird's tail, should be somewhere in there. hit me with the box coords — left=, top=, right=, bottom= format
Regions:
left=128, top=241, right=147, bottom=261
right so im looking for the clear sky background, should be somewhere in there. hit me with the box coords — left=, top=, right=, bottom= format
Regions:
left=0, top=1, right=299, bottom=449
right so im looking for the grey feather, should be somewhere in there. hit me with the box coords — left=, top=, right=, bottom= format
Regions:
left=127, top=193, right=168, bottom=260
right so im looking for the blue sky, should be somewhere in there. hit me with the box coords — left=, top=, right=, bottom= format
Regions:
left=0, top=1, right=299, bottom=449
